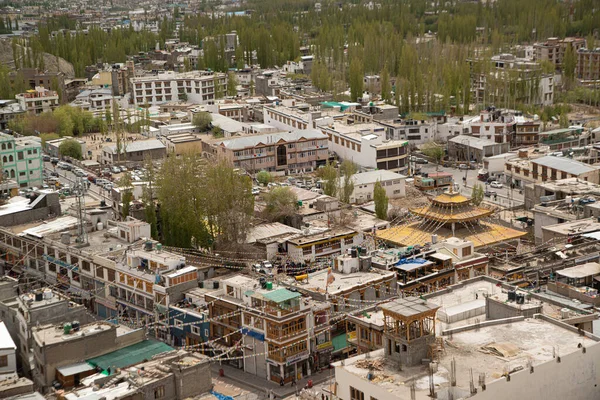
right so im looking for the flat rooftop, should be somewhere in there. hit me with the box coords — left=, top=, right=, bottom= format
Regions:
left=337, top=318, right=599, bottom=399
left=542, top=218, right=600, bottom=236
left=289, top=268, right=395, bottom=295
left=33, top=322, right=115, bottom=346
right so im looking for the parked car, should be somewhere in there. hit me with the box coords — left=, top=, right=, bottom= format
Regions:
left=484, top=190, right=495, bottom=197
left=50, top=171, right=59, bottom=177
left=458, top=164, right=468, bottom=170
left=50, top=158, right=59, bottom=165
left=490, top=181, right=503, bottom=189
left=42, top=155, right=51, bottom=162
left=251, top=188, right=260, bottom=196
left=111, top=166, right=121, bottom=174
left=262, top=261, right=273, bottom=270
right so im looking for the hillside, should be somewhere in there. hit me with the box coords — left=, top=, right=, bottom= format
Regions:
left=0, top=39, right=75, bottom=77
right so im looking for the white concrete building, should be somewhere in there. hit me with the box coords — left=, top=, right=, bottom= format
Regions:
left=130, top=71, right=227, bottom=106
left=321, top=122, right=409, bottom=173
left=350, top=170, right=406, bottom=204
left=15, top=87, right=59, bottom=115
left=334, top=314, right=600, bottom=400
left=0, top=321, right=17, bottom=380
left=379, top=118, right=437, bottom=145
left=70, top=88, right=116, bottom=116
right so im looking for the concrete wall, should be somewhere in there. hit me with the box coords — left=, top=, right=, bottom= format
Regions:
left=471, top=340, right=600, bottom=400
left=486, top=298, right=543, bottom=320
left=0, top=193, right=61, bottom=227
left=0, top=347, right=16, bottom=375
left=382, top=334, right=434, bottom=368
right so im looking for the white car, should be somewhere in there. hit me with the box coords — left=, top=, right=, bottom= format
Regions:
left=490, top=181, right=503, bottom=189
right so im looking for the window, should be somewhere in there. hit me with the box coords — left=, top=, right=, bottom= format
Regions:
left=462, top=247, right=472, bottom=257
left=204, top=328, right=209, bottom=337
left=350, top=387, right=364, bottom=400
left=174, top=319, right=184, bottom=329
left=191, top=325, right=201, bottom=335
left=154, top=386, right=165, bottom=399
left=17, top=152, right=23, bottom=160
left=0, top=355, right=7, bottom=367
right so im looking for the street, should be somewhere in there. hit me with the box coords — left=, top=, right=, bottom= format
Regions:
left=417, top=162, right=525, bottom=208
left=44, top=161, right=114, bottom=207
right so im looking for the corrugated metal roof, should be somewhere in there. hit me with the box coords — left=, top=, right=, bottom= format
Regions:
left=217, top=129, right=327, bottom=150
left=532, top=156, right=599, bottom=176
left=56, top=361, right=95, bottom=377
left=379, top=297, right=439, bottom=317
left=351, top=170, right=406, bottom=186
left=86, top=340, right=173, bottom=374
left=261, top=288, right=301, bottom=303
left=105, top=139, right=166, bottom=154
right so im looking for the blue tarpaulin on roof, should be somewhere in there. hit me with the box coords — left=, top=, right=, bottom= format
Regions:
left=394, top=258, right=427, bottom=266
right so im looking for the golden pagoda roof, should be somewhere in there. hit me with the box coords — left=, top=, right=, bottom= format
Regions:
left=376, top=220, right=527, bottom=249
left=410, top=204, right=494, bottom=223
left=431, top=191, right=470, bottom=205
left=410, top=189, right=494, bottom=223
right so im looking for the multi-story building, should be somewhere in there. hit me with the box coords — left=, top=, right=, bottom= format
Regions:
left=534, top=37, right=586, bottom=70
left=9, top=68, right=65, bottom=101
left=576, top=48, right=600, bottom=81
left=130, top=71, right=227, bottom=106
left=334, top=298, right=600, bottom=400
left=15, top=87, right=59, bottom=115
left=469, top=54, right=554, bottom=106
left=505, top=154, right=600, bottom=189
left=0, top=133, right=43, bottom=188
left=321, top=122, right=409, bottom=173
left=263, top=103, right=324, bottom=131
left=0, top=100, right=25, bottom=130
left=101, top=139, right=167, bottom=165
left=213, top=129, right=329, bottom=175
left=350, top=170, right=406, bottom=204
left=206, top=275, right=321, bottom=384
left=470, top=109, right=515, bottom=144
left=379, top=118, right=437, bottom=145
left=14, top=289, right=88, bottom=375
left=514, top=120, right=541, bottom=147
left=113, top=242, right=195, bottom=325
left=70, top=88, right=115, bottom=116
left=286, top=228, right=362, bottom=262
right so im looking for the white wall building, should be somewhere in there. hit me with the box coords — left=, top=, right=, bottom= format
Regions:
left=130, top=71, right=227, bottom=106
left=321, top=123, right=409, bottom=173
left=350, top=170, right=406, bottom=204
left=0, top=322, right=17, bottom=380
left=334, top=316, right=600, bottom=400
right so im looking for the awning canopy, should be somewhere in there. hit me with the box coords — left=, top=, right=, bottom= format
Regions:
left=56, top=362, right=95, bottom=377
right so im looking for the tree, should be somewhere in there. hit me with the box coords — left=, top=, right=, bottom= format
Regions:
left=121, top=189, right=133, bottom=219
left=256, top=170, right=273, bottom=186
left=263, top=186, right=298, bottom=222
left=156, top=155, right=253, bottom=247
left=227, top=71, right=238, bottom=97
left=374, top=181, right=388, bottom=220
left=471, top=184, right=484, bottom=206
left=563, top=44, right=576, bottom=88
left=142, top=156, right=158, bottom=238
left=58, top=139, right=82, bottom=159
left=317, top=162, right=338, bottom=197
left=339, top=160, right=357, bottom=203
left=421, top=141, right=445, bottom=171
left=380, top=65, right=391, bottom=103
left=212, top=125, right=224, bottom=138
left=349, top=58, right=364, bottom=101
left=214, top=77, right=224, bottom=99
left=193, top=111, right=212, bottom=132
